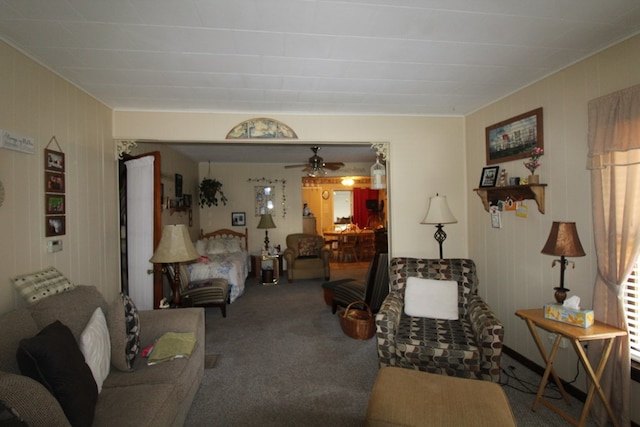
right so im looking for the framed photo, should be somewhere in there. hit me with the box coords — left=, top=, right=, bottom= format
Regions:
left=232, top=212, right=246, bottom=226
left=175, top=174, right=183, bottom=198
left=45, top=171, right=65, bottom=193
left=46, top=216, right=65, bottom=237
left=485, top=107, right=543, bottom=165
left=183, top=194, right=192, bottom=208
left=44, top=149, right=65, bottom=172
left=479, top=166, right=500, bottom=188
left=45, top=194, right=65, bottom=214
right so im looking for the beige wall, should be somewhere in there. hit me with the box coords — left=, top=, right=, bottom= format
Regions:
left=466, top=34, right=640, bottom=409
left=114, top=113, right=467, bottom=259
left=0, top=40, right=118, bottom=314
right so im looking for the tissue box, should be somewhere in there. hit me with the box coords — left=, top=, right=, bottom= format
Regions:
left=543, top=303, right=594, bottom=328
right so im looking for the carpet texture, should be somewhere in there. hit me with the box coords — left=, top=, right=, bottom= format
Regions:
left=185, top=267, right=597, bottom=426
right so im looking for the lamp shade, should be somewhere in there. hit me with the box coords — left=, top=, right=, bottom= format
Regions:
left=257, top=213, right=276, bottom=229
left=421, top=195, right=457, bottom=225
left=541, top=222, right=586, bottom=257
left=149, top=224, right=199, bottom=263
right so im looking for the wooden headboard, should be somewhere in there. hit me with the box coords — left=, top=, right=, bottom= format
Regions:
left=200, top=228, right=249, bottom=250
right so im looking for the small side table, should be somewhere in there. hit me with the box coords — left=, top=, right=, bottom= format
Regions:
left=515, top=308, right=627, bottom=427
left=251, top=253, right=283, bottom=281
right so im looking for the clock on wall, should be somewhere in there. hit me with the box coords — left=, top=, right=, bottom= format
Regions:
left=322, top=190, right=330, bottom=200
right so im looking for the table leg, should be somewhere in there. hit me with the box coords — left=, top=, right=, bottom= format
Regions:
left=572, top=338, right=619, bottom=427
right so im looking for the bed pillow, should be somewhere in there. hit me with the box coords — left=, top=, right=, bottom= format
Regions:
left=11, top=267, right=75, bottom=305
left=195, top=239, right=207, bottom=257
left=107, top=294, right=140, bottom=372
left=79, top=307, right=111, bottom=393
left=206, top=238, right=226, bottom=255
left=16, top=320, right=98, bottom=427
left=207, top=237, right=242, bottom=255
left=298, top=237, right=318, bottom=257
left=404, top=277, right=459, bottom=320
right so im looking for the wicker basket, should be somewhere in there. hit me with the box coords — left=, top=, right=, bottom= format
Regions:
left=339, top=301, right=375, bottom=340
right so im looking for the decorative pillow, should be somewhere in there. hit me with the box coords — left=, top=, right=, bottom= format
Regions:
left=16, top=320, right=98, bottom=427
left=79, top=307, right=111, bottom=393
left=107, top=293, right=140, bottom=372
left=11, top=267, right=75, bottom=305
left=298, top=237, right=318, bottom=257
left=404, top=277, right=459, bottom=320
left=195, top=239, right=207, bottom=257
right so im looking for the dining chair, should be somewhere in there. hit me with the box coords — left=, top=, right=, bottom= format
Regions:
left=338, top=233, right=359, bottom=262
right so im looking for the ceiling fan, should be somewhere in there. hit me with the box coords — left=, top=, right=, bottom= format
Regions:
left=285, top=146, right=345, bottom=176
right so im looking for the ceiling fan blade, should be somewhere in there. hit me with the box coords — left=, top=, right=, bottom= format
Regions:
left=324, top=162, right=345, bottom=170
left=284, top=164, right=309, bottom=168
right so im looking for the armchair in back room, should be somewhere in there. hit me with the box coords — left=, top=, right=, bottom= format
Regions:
left=282, top=234, right=331, bottom=283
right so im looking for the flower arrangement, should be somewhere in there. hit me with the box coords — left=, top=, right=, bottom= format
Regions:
left=198, top=178, right=228, bottom=207
left=523, top=146, right=544, bottom=175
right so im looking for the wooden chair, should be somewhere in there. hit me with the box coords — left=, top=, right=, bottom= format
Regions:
left=358, top=233, right=376, bottom=261
left=338, top=233, right=359, bottom=262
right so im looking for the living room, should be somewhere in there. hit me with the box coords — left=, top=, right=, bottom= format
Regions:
left=1, top=3, right=639, bottom=425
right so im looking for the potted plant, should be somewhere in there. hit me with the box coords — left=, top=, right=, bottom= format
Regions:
left=523, top=146, right=544, bottom=184
left=198, top=177, right=228, bottom=207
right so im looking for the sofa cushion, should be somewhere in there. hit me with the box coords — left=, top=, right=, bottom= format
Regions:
left=297, top=237, right=318, bottom=257
left=107, top=294, right=140, bottom=372
left=79, top=307, right=111, bottom=393
left=404, top=277, right=459, bottom=320
left=28, top=285, right=108, bottom=340
left=11, top=267, right=75, bottom=305
left=16, top=320, right=98, bottom=427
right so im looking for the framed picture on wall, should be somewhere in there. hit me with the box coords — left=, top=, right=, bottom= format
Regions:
left=175, top=173, right=183, bottom=197
left=45, top=194, right=65, bottom=215
left=44, top=149, right=65, bottom=172
left=485, top=107, right=543, bottom=165
left=46, top=216, right=65, bottom=237
left=45, top=171, right=65, bottom=193
left=232, top=212, right=246, bottom=226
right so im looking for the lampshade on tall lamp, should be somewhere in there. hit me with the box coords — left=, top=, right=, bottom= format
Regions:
left=541, top=221, right=586, bottom=303
left=421, top=194, right=457, bottom=259
left=257, top=213, right=276, bottom=252
left=149, top=224, right=199, bottom=306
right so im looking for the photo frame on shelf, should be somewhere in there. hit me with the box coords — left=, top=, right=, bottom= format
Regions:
left=45, top=171, right=65, bottom=193
left=485, top=107, right=543, bottom=165
left=232, top=212, right=246, bottom=226
left=46, top=216, right=65, bottom=237
left=45, top=194, right=65, bottom=215
left=44, top=149, right=65, bottom=172
left=479, top=166, right=500, bottom=188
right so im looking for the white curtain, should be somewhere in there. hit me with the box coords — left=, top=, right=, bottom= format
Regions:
left=125, top=156, right=155, bottom=310
left=587, top=84, right=640, bottom=426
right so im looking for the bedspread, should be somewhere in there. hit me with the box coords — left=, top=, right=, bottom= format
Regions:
left=188, top=251, right=249, bottom=303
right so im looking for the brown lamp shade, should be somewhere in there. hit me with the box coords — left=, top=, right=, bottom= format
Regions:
left=541, top=222, right=586, bottom=257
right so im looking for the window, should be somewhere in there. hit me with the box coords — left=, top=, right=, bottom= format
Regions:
left=624, top=260, right=640, bottom=363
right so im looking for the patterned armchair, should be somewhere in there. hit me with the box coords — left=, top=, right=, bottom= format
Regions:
left=375, top=258, right=503, bottom=382
left=283, top=234, right=331, bottom=283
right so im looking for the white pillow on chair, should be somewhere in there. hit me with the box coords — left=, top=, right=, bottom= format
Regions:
left=404, top=277, right=459, bottom=320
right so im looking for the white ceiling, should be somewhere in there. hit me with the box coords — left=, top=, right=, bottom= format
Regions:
left=1, top=0, right=640, bottom=163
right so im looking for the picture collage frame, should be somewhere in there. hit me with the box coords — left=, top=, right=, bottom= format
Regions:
left=45, top=144, right=66, bottom=237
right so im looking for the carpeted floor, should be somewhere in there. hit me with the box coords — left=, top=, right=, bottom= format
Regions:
left=186, top=267, right=597, bottom=426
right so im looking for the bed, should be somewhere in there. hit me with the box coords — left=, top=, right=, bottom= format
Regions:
left=189, top=228, right=250, bottom=303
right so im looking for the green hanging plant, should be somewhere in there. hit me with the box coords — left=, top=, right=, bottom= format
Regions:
left=198, top=177, right=228, bottom=207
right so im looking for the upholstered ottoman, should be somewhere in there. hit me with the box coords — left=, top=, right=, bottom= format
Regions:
left=366, top=367, right=516, bottom=427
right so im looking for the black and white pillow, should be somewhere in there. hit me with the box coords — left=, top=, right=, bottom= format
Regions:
left=107, top=293, right=140, bottom=371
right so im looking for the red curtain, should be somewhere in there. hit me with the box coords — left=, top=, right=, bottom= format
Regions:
left=353, top=188, right=379, bottom=228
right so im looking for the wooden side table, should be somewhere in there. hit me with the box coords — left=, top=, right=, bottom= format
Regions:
left=250, top=253, right=281, bottom=285
left=515, top=308, right=627, bottom=427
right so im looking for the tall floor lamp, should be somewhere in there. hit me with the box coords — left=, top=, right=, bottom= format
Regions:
left=149, top=224, right=199, bottom=307
left=541, top=221, right=585, bottom=303
left=421, top=194, right=457, bottom=259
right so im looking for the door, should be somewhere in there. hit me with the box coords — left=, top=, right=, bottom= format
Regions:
left=120, top=151, right=162, bottom=310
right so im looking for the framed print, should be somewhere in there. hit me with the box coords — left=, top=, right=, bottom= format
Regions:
left=46, top=216, right=65, bottom=237
left=45, top=171, right=65, bottom=193
left=44, top=149, right=65, bottom=172
left=479, top=166, right=500, bottom=188
left=232, top=212, right=246, bottom=226
left=183, top=194, right=192, bottom=207
left=175, top=174, right=183, bottom=198
left=45, top=194, right=65, bottom=214
left=485, top=107, right=543, bottom=165
left=254, top=186, right=276, bottom=216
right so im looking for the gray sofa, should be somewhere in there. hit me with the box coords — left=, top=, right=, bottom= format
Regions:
left=0, top=285, right=204, bottom=426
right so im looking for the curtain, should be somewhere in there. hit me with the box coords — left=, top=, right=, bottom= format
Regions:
left=353, top=188, right=379, bottom=228
left=125, top=156, right=155, bottom=310
left=587, top=84, right=640, bottom=426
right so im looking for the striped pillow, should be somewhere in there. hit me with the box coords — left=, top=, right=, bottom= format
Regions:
left=11, top=267, right=75, bottom=305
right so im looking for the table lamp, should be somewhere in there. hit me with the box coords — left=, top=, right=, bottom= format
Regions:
left=149, top=224, right=199, bottom=306
left=421, top=194, right=457, bottom=259
left=541, top=221, right=586, bottom=303
left=257, top=213, right=276, bottom=252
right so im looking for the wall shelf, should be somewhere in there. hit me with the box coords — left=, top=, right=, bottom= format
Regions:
left=474, top=184, right=547, bottom=214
